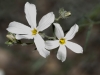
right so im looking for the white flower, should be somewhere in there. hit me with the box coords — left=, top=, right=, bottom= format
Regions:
left=6, top=2, right=55, bottom=58
left=45, top=23, right=83, bottom=62
left=0, top=69, right=4, bottom=75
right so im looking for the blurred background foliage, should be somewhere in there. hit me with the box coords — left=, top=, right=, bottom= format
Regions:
left=0, top=0, right=100, bottom=75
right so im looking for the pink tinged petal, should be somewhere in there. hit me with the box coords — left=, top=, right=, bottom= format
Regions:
left=15, top=34, right=33, bottom=40
left=6, top=21, right=31, bottom=34
left=25, top=2, right=37, bottom=28
left=37, top=12, right=55, bottom=31
left=66, top=41, right=83, bottom=53
left=34, top=34, right=50, bottom=58
left=53, top=23, right=64, bottom=39
left=65, top=24, right=79, bottom=40
left=45, top=40, right=59, bottom=50
left=57, top=45, right=66, bottom=62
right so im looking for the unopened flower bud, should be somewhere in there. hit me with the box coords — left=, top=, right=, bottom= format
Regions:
left=65, top=11, right=71, bottom=17
left=6, top=34, right=16, bottom=42
left=59, top=8, right=71, bottom=19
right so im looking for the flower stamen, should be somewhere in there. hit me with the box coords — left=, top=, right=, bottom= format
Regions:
left=59, top=38, right=66, bottom=45
left=31, top=28, right=38, bottom=35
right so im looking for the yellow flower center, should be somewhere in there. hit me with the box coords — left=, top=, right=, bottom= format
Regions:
left=59, top=38, right=66, bottom=45
left=31, top=28, right=38, bottom=35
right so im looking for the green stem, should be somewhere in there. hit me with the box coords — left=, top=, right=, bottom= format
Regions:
left=80, top=21, right=100, bottom=27
left=84, top=23, right=94, bottom=50
left=55, top=16, right=61, bottom=21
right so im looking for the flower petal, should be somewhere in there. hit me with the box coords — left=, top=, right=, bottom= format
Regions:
left=45, top=40, right=59, bottom=50
left=57, top=45, right=66, bottom=62
left=66, top=41, right=83, bottom=53
left=25, top=2, right=37, bottom=28
left=34, top=34, right=50, bottom=58
left=53, top=23, right=64, bottom=39
left=15, top=34, right=33, bottom=40
left=65, top=24, right=79, bottom=40
left=37, top=12, right=55, bottom=31
left=6, top=21, right=31, bottom=34
left=0, top=69, right=4, bottom=75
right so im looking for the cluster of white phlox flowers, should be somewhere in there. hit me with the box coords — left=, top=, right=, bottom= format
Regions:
left=6, top=2, right=83, bottom=62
